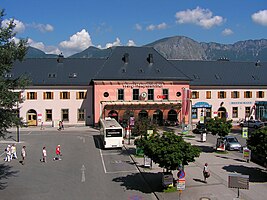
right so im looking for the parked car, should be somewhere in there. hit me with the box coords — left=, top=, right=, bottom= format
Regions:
left=223, top=136, right=242, bottom=151
left=239, top=120, right=264, bottom=129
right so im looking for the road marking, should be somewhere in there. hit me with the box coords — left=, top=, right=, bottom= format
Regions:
left=27, top=131, right=32, bottom=135
left=105, top=170, right=138, bottom=174
left=81, top=165, right=86, bottom=182
left=0, top=152, right=6, bottom=157
left=97, top=139, right=107, bottom=173
left=102, top=152, right=122, bottom=156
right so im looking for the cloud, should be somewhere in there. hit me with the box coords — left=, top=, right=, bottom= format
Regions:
left=59, top=29, right=93, bottom=55
left=222, top=28, right=233, bottom=36
left=252, top=10, right=267, bottom=26
left=135, top=23, right=142, bottom=31
left=146, top=22, right=167, bottom=31
left=28, top=38, right=61, bottom=55
left=1, top=18, right=25, bottom=33
left=175, top=7, right=225, bottom=29
left=29, top=23, right=54, bottom=32
left=105, top=37, right=121, bottom=48
left=127, top=40, right=136, bottom=46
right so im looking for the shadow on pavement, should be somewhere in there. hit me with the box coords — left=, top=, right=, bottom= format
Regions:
left=222, top=165, right=267, bottom=182
left=193, top=178, right=207, bottom=184
left=0, top=164, right=19, bottom=190
left=93, top=135, right=103, bottom=149
left=112, top=172, right=163, bottom=193
left=197, top=145, right=215, bottom=153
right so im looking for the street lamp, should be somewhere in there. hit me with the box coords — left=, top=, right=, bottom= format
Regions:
left=16, top=102, right=20, bottom=142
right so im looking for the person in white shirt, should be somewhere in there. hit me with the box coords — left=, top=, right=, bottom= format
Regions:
left=11, top=144, right=17, bottom=160
left=4, top=145, right=11, bottom=162
left=203, top=163, right=210, bottom=183
left=41, top=147, right=47, bottom=163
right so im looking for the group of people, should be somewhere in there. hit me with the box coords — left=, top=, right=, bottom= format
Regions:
left=4, top=144, right=26, bottom=165
left=4, top=144, right=61, bottom=165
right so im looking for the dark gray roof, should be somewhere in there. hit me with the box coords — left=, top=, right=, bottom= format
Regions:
left=170, top=60, right=267, bottom=86
left=93, top=46, right=190, bottom=81
left=10, top=58, right=106, bottom=86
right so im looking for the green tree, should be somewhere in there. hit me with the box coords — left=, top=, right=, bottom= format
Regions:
left=247, top=127, right=267, bottom=163
left=206, top=117, right=232, bottom=138
left=132, top=118, right=157, bottom=137
left=0, top=9, right=28, bottom=137
left=136, top=132, right=201, bottom=171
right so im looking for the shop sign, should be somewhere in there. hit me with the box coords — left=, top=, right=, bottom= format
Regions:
left=192, top=102, right=211, bottom=108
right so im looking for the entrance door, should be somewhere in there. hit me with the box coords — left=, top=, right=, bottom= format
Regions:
left=153, top=110, right=163, bottom=125
left=27, top=109, right=37, bottom=126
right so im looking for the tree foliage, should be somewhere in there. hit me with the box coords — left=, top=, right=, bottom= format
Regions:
left=132, top=118, right=157, bottom=137
left=135, top=132, right=201, bottom=171
left=206, top=117, right=232, bottom=137
left=0, top=9, right=28, bottom=135
left=247, top=127, right=267, bottom=161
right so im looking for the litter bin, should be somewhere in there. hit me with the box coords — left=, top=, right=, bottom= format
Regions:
left=201, top=132, right=206, bottom=142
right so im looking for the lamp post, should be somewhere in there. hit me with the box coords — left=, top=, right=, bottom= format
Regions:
left=16, top=101, right=20, bottom=142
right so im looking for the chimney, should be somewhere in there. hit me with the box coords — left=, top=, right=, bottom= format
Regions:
left=122, top=53, right=129, bottom=64
left=147, top=53, right=153, bottom=64
left=57, top=52, right=64, bottom=63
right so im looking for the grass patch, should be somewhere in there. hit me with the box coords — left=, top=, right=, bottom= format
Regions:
left=163, top=186, right=177, bottom=193
left=215, top=150, right=228, bottom=154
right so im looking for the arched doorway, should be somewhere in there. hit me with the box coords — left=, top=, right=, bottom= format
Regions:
left=138, top=110, right=148, bottom=119
left=218, top=107, right=227, bottom=119
left=121, top=110, right=134, bottom=128
left=167, top=109, right=178, bottom=122
left=108, top=110, right=118, bottom=121
left=153, top=110, right=163, bottom=125
left=27, top=109, right=37, bottom=126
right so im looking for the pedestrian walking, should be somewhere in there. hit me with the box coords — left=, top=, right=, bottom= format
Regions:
left=203, top=163, right=210, bottom=183
left=11, top=144, right=18, bottom=160
left=61, top=120, right=64, bottom=130
left=4, top=145, right=11, bottom=162
left=40, top=122, right=44, bottom=130
left=58, top=121, right=62, bottom=131
left=40, top=147, right=47, bottom=163
left=21, top=146, right=26, bottom=165
left=53, top=145, right=61, bottom=160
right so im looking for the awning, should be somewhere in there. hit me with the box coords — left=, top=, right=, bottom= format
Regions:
left=192, top=102, right=211, bottom=108
left=103, top=103, right=181, bottom=111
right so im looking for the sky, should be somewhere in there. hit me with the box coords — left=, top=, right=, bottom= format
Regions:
left=1, top=0, right=267, bottom=57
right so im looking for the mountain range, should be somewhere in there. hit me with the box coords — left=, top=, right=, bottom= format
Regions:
left=25, top=36, right=267, bottom=61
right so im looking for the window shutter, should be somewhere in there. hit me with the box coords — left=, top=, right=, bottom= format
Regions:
left=256, top=92, right=259, bottom=98
left=27, top=92, right=29, bottom=99
left=76, top=92, right=79, bottom=99
left=224, top=92, right=226, bottom=98
left=217, top=92, right=220, bottom=98
left=34, top=92, right=37, bottom=99
left=60, top=92, right=63, bottom=99
left=250, top=91, right=252, bottom=98
left=43, top=92, right=46, bottom=99
left=231, top=92, right=233, bottom=98
left=68, top=92, right=70, bottom=99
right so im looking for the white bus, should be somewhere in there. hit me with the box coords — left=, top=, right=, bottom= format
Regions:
left=99, top=118, right=124, bottom=149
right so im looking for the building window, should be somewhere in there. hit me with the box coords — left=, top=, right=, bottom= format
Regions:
left=27, top=92, right=37, bottom=100
left=78, top=109, right=85, bottom=121
left=232, top=107, right=238, bottom=118
left=218, top=91, right=226, bottom=99
left=162, top=89, right=169, bottom=100
left=46, top=109, right=52, bottom=121
left=256, top=91, right=264, bottom=98
left=133, top=89, right=139, bottom=100
left=192, top=108, right=197, bottom=119
left=245, top=107, right=251, bottom=118
left=76, top=91, right=86, bottom=99
left=118, top=89, right=124, bottom=100
left=61, top=109, right=69, bottom=121
left=60, top=92, right=70, bottom=99
left=148, top=89, right=154, bottom=100
left=192, top=91, right=199, bottom=99
left=206, top=91, right=211, bottom=99
left=43, top=92, right=53, bottom=100
left=244, top=91, right=252, bottom=98
left=206, top=108, right=211, bottom=118
left=231, top=91, right=239, bottom=98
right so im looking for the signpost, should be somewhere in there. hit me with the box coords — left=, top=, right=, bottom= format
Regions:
left=243, top=147, right=251, bottom=162
left=228, top=174, right=249, bottom=198
left=242, top=127, right=248, bottom=139
left=177, top=170, right=186, bottom=199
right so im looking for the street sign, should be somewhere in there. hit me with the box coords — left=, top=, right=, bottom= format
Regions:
left=243, top=148, right=251, bottom=162
left=176, top=178, right=185, bottom=190
left=228, top=174, right=249, bottom=190
left=242, top=127, right=248, bottom=139
left=177, top=170, right=186, bottom=179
